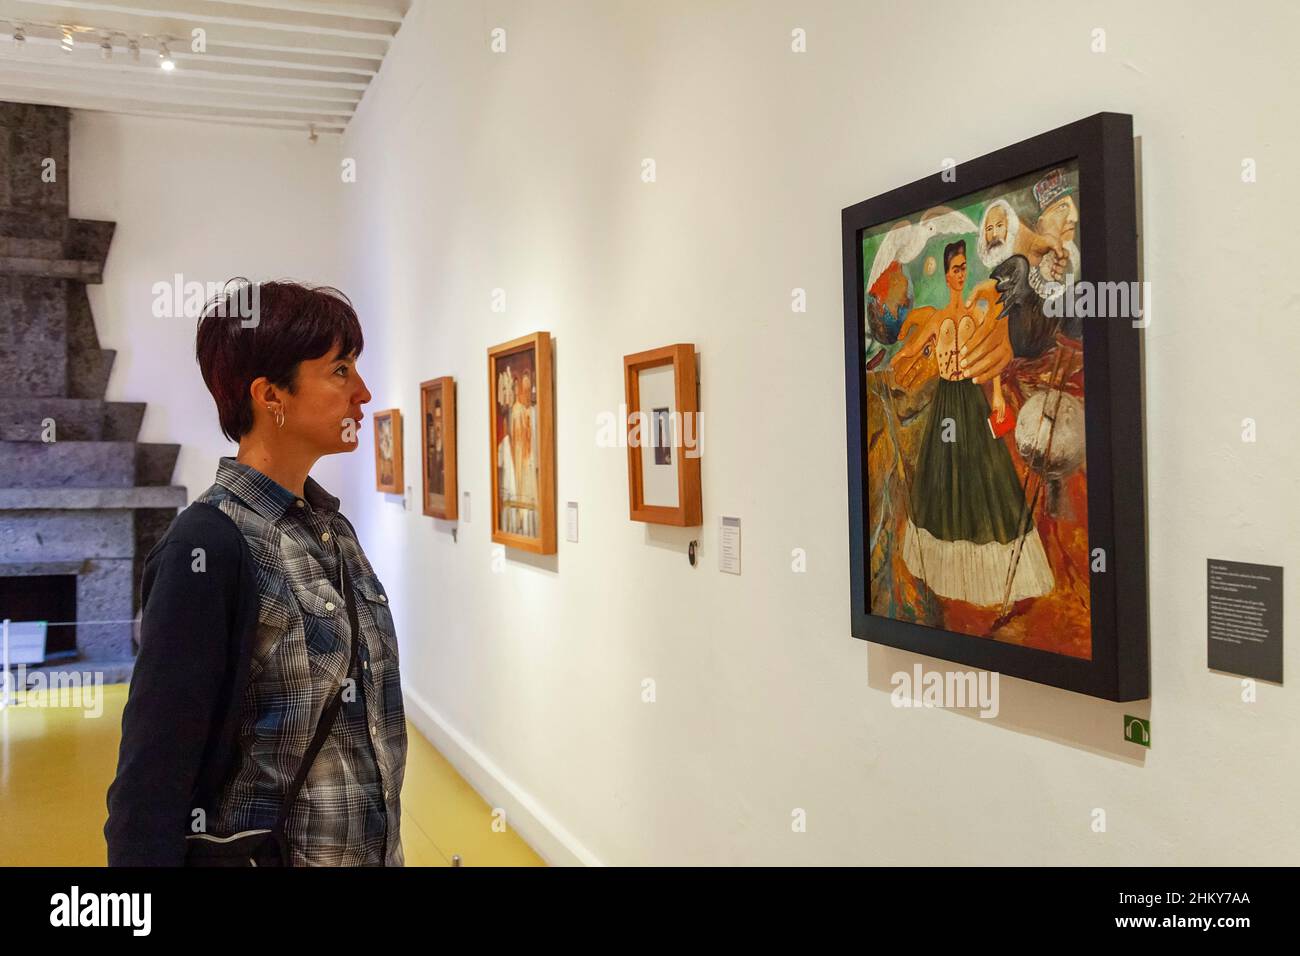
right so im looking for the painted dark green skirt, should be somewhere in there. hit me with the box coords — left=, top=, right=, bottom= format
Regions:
left=908, top=377, right=1029, bottom=544
left=902, top=377, right=1055, bottom=606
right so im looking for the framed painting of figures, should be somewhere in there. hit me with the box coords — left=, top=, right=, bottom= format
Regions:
left=420, top=376, right=457, bottom=520
left=372, top=408, right=403, bottom=494
left=841, top=113, right=1148, bottom=701
left=488, top=332, right=556, bottom=554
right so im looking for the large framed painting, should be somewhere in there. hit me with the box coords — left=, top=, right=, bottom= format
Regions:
left=842, top=112, right=1148, bottom=701
left=488, top=332, right=556, bottom=554
left=623, top=343, right=702, bottom=526
left=420, top=376, right=457, bottom=520
left=372, top=408, right=403, bottom=494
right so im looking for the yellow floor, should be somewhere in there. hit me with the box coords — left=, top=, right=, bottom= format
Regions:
left=0, top=682, right=545, bottom=867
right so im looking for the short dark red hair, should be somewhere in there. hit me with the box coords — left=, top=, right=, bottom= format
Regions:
left=195, top=279, right=364, bottom=442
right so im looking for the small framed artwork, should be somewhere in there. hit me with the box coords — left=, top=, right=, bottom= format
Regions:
left=488, top=332, right=556, bottom=553
left=623, top=343, right=702, bottom=526
left=842, top=112, right=1148, bottom=701
left=372, top=408, right=403, bottom=494
left=420, top=376, right=457, bottom=520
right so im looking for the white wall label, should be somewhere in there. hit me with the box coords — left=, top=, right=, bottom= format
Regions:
left=719, top=516, right=741, bottom=575
left=566, top=501, right=579, bottom=543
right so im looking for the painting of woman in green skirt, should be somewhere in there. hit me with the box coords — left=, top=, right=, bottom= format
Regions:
left=862, top=163, right=1090, bottom=656
left=892, top=240, right=1054, bottom=607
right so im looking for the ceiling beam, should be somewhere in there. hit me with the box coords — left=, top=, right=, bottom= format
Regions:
left=0, top=13, right=392, bottom=58
left=0, top=84, right=350, bottom=126
left=0, top=62, right=359, bottom=108
left=1, top=0, right=400, bottom=40
left=203, top=0, right=406, bottom=24
left=0, top=41, right=373, bottom=88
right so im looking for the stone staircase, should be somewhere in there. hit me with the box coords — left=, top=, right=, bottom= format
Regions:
left=0, top=102, right=185, bottom=684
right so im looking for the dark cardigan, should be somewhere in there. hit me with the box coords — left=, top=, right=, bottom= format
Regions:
left=103, top=501, right=258, bottom=866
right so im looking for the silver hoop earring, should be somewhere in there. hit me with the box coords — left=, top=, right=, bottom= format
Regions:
left=267, top=404, right=284, bottom=429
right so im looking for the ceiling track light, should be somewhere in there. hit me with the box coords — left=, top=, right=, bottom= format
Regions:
left=7, top=22, right=178, bottom=71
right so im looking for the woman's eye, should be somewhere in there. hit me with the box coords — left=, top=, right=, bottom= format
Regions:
left=336, top=365, right=349, bottom=376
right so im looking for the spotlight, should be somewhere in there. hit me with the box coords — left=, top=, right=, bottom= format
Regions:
left=158, top=41, right=174, bottom=71
left=61, top=26, right=74, bottom=53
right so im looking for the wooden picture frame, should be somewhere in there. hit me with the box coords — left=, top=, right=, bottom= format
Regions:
left=841, top=112, right=1148, bottom=701
left=420, top=376, right=457, bottom=519
left=624, top=343, right=702, bottom=526
left=372, top=408, right=403, bottom=494
left=488, top=332, right=556, bottom=554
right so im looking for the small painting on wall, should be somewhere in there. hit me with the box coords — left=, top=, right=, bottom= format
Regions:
left=420, top=377, right=457, bottom=519
left=372, top=408, right=403, bottom=494
left=623, top=343, right=701, bottom=527
left=488, top=332, right=556, bottom=553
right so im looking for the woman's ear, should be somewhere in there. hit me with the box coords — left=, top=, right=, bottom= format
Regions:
left=248, top=376, right=274, bottom=406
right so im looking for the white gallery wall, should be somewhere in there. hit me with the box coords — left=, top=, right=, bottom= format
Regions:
left=69, top=111, right=346, bottom=502
left=329, top=0, right=1300, bottom=866
left=70, top=0, right=1298, bottom=865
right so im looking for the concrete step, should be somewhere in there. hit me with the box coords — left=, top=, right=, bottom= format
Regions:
left=0, top=220, right=114, bottom=281
left=0, top=237, right=63, bottom=259
left=0, top=509, right=135, bottom=560
left=0, top=485, right=186, bottom=510
left=0, top=212, right=63, bottom=242
left=0, top=441, right=179, bottom=487
left=0, top=257, right=106, bottom=283
left=67, top=347, right=114, bottom=400
left=136, top=442, right=180, bottom=486
left=0, top=398, right=145, bottom=441
left=65, top=220, right=115, bottom=271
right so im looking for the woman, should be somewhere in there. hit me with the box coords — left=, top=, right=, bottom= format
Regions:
left=893, top=241, right=1054, bottom=608
left=496, top=369, right=518, bottom=532
left=104, top=280, right=407, bottom=866
left=510, top=370, right=538, bottom=538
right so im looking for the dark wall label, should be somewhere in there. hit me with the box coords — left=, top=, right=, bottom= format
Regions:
left=1207, top=559, right=1283, bottom=683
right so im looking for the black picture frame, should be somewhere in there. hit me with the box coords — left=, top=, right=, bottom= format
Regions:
left=841, top=112, right=1149, bottom=702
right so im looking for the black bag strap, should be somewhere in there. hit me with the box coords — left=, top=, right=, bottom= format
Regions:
left=271, top=552, right=363, bottom=838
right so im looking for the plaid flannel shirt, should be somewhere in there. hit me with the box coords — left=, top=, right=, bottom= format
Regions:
left=195, top=456, right=407, bottom=865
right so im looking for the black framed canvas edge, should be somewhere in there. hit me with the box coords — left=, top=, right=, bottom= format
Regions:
left=841, top=111, right=1149, bottom=702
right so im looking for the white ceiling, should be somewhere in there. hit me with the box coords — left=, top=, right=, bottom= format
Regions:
left=0, top=0, right=411, bottom=134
